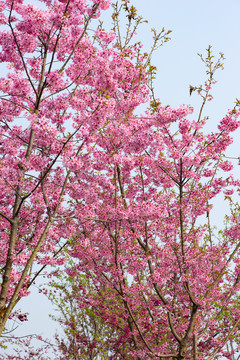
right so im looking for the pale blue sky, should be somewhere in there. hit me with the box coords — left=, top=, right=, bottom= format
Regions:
left=124, top=1, right=240, bottom=120
left=4, top=0, right=240, bottom=356
left=99, top=0, right=240, bottom=143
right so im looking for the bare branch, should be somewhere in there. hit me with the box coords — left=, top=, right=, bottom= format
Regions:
left=0, top=212, right=13, bottom=225
left=167, top=312, right=182, bottom=344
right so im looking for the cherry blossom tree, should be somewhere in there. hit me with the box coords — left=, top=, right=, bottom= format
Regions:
left=0, top=0, right=172, bottom=338
left=1, top=0, right=240, bottom=358
left=50, top=47, right=240, bottom=359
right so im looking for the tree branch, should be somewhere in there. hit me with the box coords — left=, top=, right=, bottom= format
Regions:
left=0, top=212, right=13, bottom=225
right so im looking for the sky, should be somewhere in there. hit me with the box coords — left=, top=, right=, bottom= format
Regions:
left=135, top=0, right=240, bottom=110
left=4, top=0, right=240, bottom=356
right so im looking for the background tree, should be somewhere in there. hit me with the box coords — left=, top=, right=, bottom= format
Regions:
left=48, top=267, right=125, bottom=359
